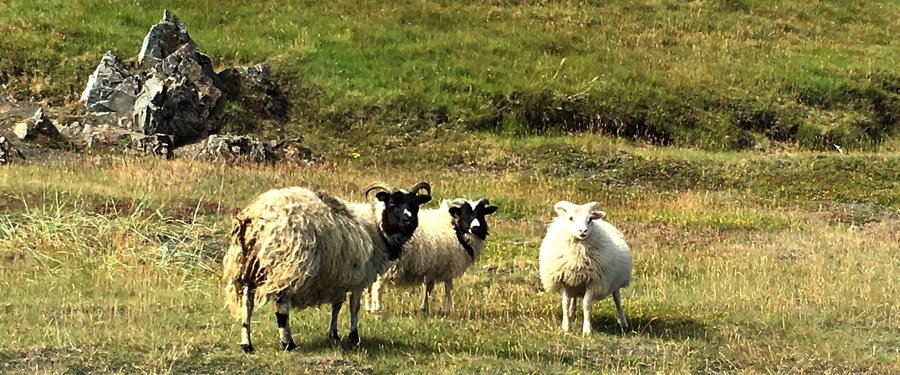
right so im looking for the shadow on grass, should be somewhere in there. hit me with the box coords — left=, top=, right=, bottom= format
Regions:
left=590, top=313, right=713, bottom=341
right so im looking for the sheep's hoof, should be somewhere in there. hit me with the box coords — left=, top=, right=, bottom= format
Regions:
left=348, top=330, right=360, bottom=346
left=241, top=343, right=255, bottom=353
left=281, top=340, right=297, bottom=351
left=327, top=329, right=340, bottom=342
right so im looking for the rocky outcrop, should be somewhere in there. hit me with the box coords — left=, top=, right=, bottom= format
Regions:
left=190, top=134, right=314, bottom=164
left=13, top=108, right=60, bottom=142
left=0, top=136, right=26, bottom=164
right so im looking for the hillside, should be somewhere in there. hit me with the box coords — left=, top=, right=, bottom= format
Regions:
left=1, top=0, right=899, bottom=150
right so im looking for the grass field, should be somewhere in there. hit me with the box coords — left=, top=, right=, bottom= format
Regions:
left=1, top=0, right=900, bottom=373
left=1, top=0, right=899, bottom=149
left=0, top=139, right=898, bottom=373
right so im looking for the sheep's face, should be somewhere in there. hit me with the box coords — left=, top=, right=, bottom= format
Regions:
left=554, top=201, right=606, bottom=241
left=376, top=186, right=432, bottom=259
left=449, top=199, right=499, bottom=240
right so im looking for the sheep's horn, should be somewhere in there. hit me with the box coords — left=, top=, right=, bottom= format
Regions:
left=409, top=181, right=432, bottom=196
left=364, top=182, right=390, bottom=200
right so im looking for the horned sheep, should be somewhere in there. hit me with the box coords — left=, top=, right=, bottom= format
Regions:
left=365, top=198, right=499, bottom=315
left=222, top=182, right=432, bottom=352
left=539, top=200, right=632, bottom=335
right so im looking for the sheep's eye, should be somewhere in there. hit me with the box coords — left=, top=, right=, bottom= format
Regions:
left=569, top=216, right=573, bottom=221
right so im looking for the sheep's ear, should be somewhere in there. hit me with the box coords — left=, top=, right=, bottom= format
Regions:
left=483, top=205, right=498, bottom=215
left=590, top=210, right=607, bottom=220
left=553, top=201, right=573, bottom=217
left=448, top=206, right=461, bottom=218
left=415, top=195, right=432, bottom=205
left=375, top=191, right=390, bottom=202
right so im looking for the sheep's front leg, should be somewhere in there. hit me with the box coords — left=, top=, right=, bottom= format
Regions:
left=561, top=289, right=571, bottom=332
left=348, top=290, right=362, bottom=345
left=366, top=279, right=383, bottom=314
left=328, top=301, right=342, bottom=342
left=613, top=289, right=629, bottom=331
left=442, top=279, right=454, bottom=315
left=582, top=289, right=595, bottom=336
left=240, top=286, right=255, bottom=353
left=275, top=294, right=297, bottom=350
left=420, top=280, right=435, bottom=313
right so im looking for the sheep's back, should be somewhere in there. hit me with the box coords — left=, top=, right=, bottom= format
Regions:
left=236, top=187, right=377, bottom=308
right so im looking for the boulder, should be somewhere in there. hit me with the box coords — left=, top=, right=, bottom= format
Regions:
left=0, top=136, right=26, bottom=164
left=13, top=108, right=61, bottom=141
left=138, top=9, right=196, bottom=68
left=191, top=134, right=313, bottom=164
left=80, top=51, right=141, bottom=113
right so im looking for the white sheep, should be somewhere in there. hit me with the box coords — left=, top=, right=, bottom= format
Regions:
left=539, top=200, right=632, bottom=335
left=222, top=182, right=432, bottom=352
left=364, top=198, right=498, bottom=315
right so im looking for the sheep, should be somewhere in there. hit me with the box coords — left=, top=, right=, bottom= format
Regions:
left=538, top=200, right=632, bottom=335
left=364, top=198, right=499, bottom=315
left=222, top=181, right=433, bottom=352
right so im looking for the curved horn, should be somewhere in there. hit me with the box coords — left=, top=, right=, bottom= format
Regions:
left=363, top=182, right=390, bottom=200
left=409, top=181, right=432, bottom=196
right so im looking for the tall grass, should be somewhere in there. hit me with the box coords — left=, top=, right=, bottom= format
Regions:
left=0, top=150, right=898, bottom=373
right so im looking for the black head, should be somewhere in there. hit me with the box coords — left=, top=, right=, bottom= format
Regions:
left=366, top=182, right=432, bottom=260
left=449, top=198, right=499, bottom=240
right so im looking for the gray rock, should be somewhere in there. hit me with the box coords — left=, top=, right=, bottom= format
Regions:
left=138, top=9, right=196, bottom=68
left=81, top=52, right=138, bottom=113
left=133, top=133, right=174, bottom=159
left=13, top=108, right=60, bottom=141
left=132, top=44, right=223, bottom=144
left=0, top=136, right=26, bottom=164
left=191, top=134, right=313, bottom=164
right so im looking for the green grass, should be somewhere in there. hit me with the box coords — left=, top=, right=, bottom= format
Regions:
left=1, top=146, right=898, bottom=373
left=1, top=0, right=899, bottom=150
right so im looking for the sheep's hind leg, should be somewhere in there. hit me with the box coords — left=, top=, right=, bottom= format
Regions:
left=328, top=301, right=342, bottom=342
left=420, top=280, right=435, bottom=314
left=275, top=294, right=297, bottom=350
left=240, top=286, right=255, bottom=353
left=348, top=290, right=362, bottom=345
left=613, top=289, right=629, bottom=331
left=442, top=279, right=454, bottom=315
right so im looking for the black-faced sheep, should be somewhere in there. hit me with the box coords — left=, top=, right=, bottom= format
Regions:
left=539, top=201, right=632, bottom=335
left=364, top=198, right=498, bottom=315
left=222, top=182, right=432, bottom=352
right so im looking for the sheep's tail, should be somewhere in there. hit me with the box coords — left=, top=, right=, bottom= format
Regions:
left=222, top=212, right=260, bottom=319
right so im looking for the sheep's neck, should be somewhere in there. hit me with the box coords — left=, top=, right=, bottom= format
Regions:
left=453, top=226, right=476, bottom=260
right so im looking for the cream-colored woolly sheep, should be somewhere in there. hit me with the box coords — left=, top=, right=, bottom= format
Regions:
left=222, top=182, right=432, bottom=352
left=539, top=200, right=632, bottom=335
left=364, top=198, right=498, bottom=315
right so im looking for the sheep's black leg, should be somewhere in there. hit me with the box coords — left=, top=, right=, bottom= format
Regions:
left=328, top=301, right=342, bottom=342
left=442, top=279, right=454, bottom=315
left=348, top=290, right=361, bottom=345
left=240, top=286, right=255, bottom=353
left=419, top=280, right=435, bottom=313
left=275, top=294, right=297, bottom=350
left=613, top=290, right=629, bottom=331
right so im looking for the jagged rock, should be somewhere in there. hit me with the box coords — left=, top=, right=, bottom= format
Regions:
left=132, top=45, right=223, bottom=144
left=218, top=63, right=288, bottom=119
left=0, top=136, right=26, bottom=164
left=133, top=133, right=174, bottom=159
left=191, top=134, right=313, bottom=164
left=13, top=108, right=60, bottom=141
left=80, top=52, right=141, bottom=113
left=138, top=9, right=196, bottom=68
